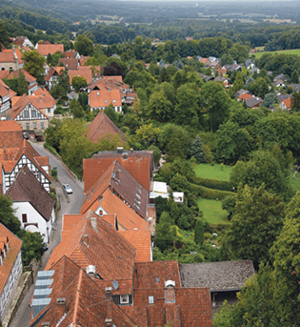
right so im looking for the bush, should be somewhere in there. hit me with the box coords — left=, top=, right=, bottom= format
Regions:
left=194, top=176, right=233, bottom=191
left=44, top=143, right=59, bottom=156
left=189, top=183, right=233, bottom=200
left=51, top=169, right=57, bottom=179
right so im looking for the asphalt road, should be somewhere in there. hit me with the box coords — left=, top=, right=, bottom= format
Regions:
left=9, top=141, right=85, bottom=327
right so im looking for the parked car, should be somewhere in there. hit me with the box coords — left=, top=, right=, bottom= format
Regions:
left=63, top=184, right=73, bottom=194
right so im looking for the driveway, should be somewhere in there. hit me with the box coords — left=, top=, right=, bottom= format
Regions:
left=8, top=142, right=85, bottom=327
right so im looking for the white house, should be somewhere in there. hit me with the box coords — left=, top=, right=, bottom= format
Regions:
left=0, top=223, right=23, bottom=323
left=6, top=167, right=55, bottom=243
left=150, top=181, right=184, bottom=204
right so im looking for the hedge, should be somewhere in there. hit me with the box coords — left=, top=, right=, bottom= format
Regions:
left=194, top=176, right=233, bottom=192
left=44, top=143, right=59, bottom=156
left=189, top=183, right=233, bottom=200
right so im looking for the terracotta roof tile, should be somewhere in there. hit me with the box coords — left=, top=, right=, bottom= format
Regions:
left=45, top=211, right=136, bottom=283
left=282, top=98, right=291, bottom=108
left=0, top=121, right=23, bottom=148
left=58, top=58, right=80, bottom=70
left=6, top=167, right=54, bottom=221
left=83, top=151, right=153, bottom=192
left=0, top=222, right=22, bottom=296
left=0, top=70, right=10, bottom=79
left=81, top=161, right=148, bottom=219
left=44, top=66, right=65, bottom=82
left=89, top=89, right=122, bottom=108
left=0, top=79, right=11, bottom=98
left=238, top=93, right=253, bottom=101
left=5, top=68, right=36, bottom=84
left=36, top=43, right=64, bottom=56
left=30, top=256, right=137, bottom=327
left=87, top=110, right=126, bottom=143
left=119, top=230, right=151, bottom=262
left=69, top=66, right=92, bottom=84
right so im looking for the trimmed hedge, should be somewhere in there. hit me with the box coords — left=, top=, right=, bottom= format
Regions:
left=194, top=176, right=233, bottom=192
left=189, top=183, right=233, bottom=200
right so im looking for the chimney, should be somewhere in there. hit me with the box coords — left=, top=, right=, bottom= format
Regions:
left=117, top=147, right=123, bottom=154
left=130, top=148, right=133, bottom=154
left=122, top=152, right=128, bottom=160
left=91, top=217, right=98, bottom=232
left=105, top=287, right=112, bottom=325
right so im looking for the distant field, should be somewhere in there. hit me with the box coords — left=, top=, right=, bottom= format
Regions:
left=197, top=198, right=230, bottom=224
left=194, top=163, right=232, bottom=181
left=254, top=49, right=300, bottom=59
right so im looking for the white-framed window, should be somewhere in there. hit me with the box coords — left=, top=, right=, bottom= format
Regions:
left=25, top=122, right=30, bottom=129
left=104, top=100, right=108, bottom=103
left=120, top=295, right=129, bottom=304
left=32, top=111, right=36, bottom=118
left=41, top=122, right=45, bottom=129
left=148, top=296, right=154, bottom=304
left=24, top=111, right=29, bottom=118
left=33, top=122, right=37, bottom=129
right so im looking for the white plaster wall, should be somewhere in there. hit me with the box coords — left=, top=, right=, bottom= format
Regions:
left=0, top=250, right=22, bottom=321
left=12, top=202, right=54, bottom=243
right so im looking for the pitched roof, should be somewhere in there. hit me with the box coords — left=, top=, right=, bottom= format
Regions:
left=89, top=89, right=122, bottom=108
left=83, top=151, right=153, bottom=192
left=30, top=256, right=137, bottom=327
left=0, top=48, right=23, bottom=63
left=282, top=98, right=291, bottom=108
left=69, top=66, right=92, bottom=85
left=5, top=68, right=36, bottom=84
left=88, top=76, right=128, bottom=92
left=87, top=110, right=126, bottom=143
left=44, top=66, right=65, bottom=82
left=0, top=79, right=11, bottom=98
left=58, top=58, right=80, bottom=70
left=45, top=211, right=136, bottom=284
left=10, top=94, right=54, bottom=120
left=0, top=121, right=23, bottom=148
left=6, top=167, right=55, bottom=221
left=238, top=93, right=253, bottom=101
left=245, top=96, right=262, bottom=108
left=36, top=43, right=64, bottom=56
left=0, top=222, right=22, bottom=296
left=119, top=230, right=151, bottom=262
left=179, top=260, right=255, bottom=292
left=81, top=160, right=148, bottom=219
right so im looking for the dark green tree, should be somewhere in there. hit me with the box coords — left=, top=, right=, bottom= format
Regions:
left=22, top=50, right=46, bottom=84
left=74, top=34, right=94, bottom=56
left=194, top=219, right=205, bottom=245
left=291, top=70, right=299, bottom=84
left=72, top=76, right=87, bottom=92
left=227, top=184, right=285, bottom=267
left=17, top=69, right=28, bottom=96
left=190, top=135, right=206, bottom=163
left=154, top=211, right=175, bottom=252
left=0, top=195, right=21, bottom=234
left=69, top=99, right=84, bottom=119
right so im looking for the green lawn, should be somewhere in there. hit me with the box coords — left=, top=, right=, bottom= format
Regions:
left=197, top=198, right=230, bottom=224
left=254, top=49, right=300, bottom=59
left=194, top=163, right=232, bottom=181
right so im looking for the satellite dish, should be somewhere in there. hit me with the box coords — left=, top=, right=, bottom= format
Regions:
left=113, top=280, right=119, bottom=290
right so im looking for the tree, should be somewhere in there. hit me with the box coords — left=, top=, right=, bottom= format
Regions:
left=199, top=82, right=231, bottom=132
left=190, top=135, right=206, bottom=163
left=233, top=71, right=244, bottom=92
left=227, top=184, right=285, bottom=267
left=263, top=92, right=276, bottom=108
left=222, top=194, right=236, bottom=221
left=19, top=231, right=45, bottom=266
left=72, top=76, right=87, bottom=92
left=158, top=124, right=191, bottom=160
left=291, top=70, right=299, bottom=84
left=69, top=99, right=84, bottom=119
left=148, top=145, right=161, bottom=168
left=78, top=92, right=89, bottom=108
left=270, top=192, right=300, bottom=325
left=291, top=91, right=300, bottom=112
left=44, top=118, right=64, bottom=152
left=59, top=119, right=95, bottom=176
left=74, top=34, right=94, bottom=56
left=147, top=91, right=173, bottom=122
left=17, top=69, right=28, bottom=96
left=103, top=61, right=125, bottom=77
left=154, top=211, right=175, bottom=252
left=21, top=50, right=46, bottom=84
left=135, top=123, right=161, bottom=148
left=169, top=173, right=189, bottom=194
left=230, top=150, right=292, bottom=199
left=46, top=53, right=53, bottom=66
left=0, top=195, right=21, bottom=234
left=194, top=219, right=205, bottom=245
left=0, top=23, right=8, bottom=48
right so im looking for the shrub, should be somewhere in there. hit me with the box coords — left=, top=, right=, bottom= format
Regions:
left=189, top=183, right=233, bottom=200
left=194, top=176, right=233, bottom=191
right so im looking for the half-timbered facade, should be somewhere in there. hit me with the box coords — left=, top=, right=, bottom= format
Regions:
left=10, top=95, right=50, bottom=131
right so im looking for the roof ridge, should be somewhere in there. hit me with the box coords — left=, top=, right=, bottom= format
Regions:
left=72, top=269, right=83, bottom=324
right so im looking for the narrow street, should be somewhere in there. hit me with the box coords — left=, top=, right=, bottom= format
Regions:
left=8, top=142, right=85, bottom=327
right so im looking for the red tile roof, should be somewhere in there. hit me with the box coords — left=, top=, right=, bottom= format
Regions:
left=30, top=256, right=137, bottom=327
left=238, top=93, right=253, bottom=101
left=5, top=68, right=36, bottom=84
left=83, top=152, right=152, bottom=192
left=44, top=66, right=65, bottom=82
left=69, top=66, right=92, bottom=85
left=0, top=48, right=23, bottom=64
left=282, top=98, right=291, bottom=108
left=58, top=58, right=79, bottom=70
left=81, top=160, right=148, bottom=219
left=89, top=89, right=122, bottom=108
left=36, top=43, right=64, bottom=56
left=0, top=222, right=22, bottom=296
left=119, top=230, right=151, bottom=262
left=87, top=110, right=126, bottom=143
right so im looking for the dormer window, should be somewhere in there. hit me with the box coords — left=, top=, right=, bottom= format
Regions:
left=120, top=295, right=129, bottom=304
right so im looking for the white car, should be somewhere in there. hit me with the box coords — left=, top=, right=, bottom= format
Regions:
left=63, top=184, right=73, bottom=194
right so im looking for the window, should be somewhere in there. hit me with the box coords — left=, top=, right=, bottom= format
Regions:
left=25, top=122, right=30, bottom=130
left=120, top=295, right=129, bottom=304
left=41, top=122, right=45, bottom=129
left=99, top=210, right=103, bottom=216
left=47, top=108, right=51, bottom=113
left=33, top=122, right=37, bottom=129
left=24, top=111, right=29, bottom=118
left=32, top=111, right=36, bottom=118
left=148, top=296, right=154, bottom=304
left=104, top=100, right=108, bottom=103
left=22, top=214, right=27, bottom=223
left=113, top=100, right=116, bottom=103
left=38, top=113, right=41, bottom=117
